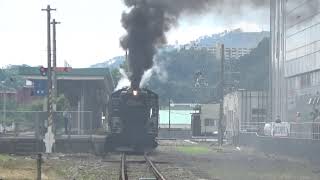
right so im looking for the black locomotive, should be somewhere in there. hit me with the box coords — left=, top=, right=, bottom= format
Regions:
left=105, top=87, right=159, bottom=152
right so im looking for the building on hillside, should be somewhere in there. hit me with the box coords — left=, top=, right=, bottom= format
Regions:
left=190, top=45, right=253, bottom=60
left=271, top=0, right=320, bottom=122
left=207, top=47, right=253, bottom=60
left=188, top=30, right=269, bottom=60
left=224, top=90, right=268, bottom=138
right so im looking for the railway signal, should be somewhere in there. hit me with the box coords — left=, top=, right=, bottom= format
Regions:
left=39, top=66, right=48, bottom=76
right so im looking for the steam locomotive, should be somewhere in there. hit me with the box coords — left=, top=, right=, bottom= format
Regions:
left=105, top=87, right=159, bottom=152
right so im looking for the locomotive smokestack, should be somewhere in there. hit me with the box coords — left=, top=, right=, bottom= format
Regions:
left=120, top=0, right=268, bottom=88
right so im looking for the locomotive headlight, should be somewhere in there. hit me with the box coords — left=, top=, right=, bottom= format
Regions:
left=133, top=90, right=138, bottom=96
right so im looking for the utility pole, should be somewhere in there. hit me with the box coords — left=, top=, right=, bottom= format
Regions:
left=2, top=91, right=5, bottom=133
left=42, top=5, right=56, bottom=153
left=168, top=98, right=171, bottom=132
left=51, top=19, right=60, bottom=110
left=3, top=91, right=5, bottom=132
left=217, top=44, right=225, bottom=146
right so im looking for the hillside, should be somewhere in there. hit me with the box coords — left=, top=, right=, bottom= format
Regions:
left=109, top=37, right=270, bottom=105
left=90, top=56, right=125, bottom=68
left=91, top=30, right=269, bottom=68
left=193, top=30, right=269, bottom=48
left=147, top=49, right=220, bottom=104
left=239, top=38, right=270, bottom=90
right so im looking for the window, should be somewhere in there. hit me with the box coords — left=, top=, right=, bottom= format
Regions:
left=205, top=118, right=216, bottom=126
left=252, top=108, right=267, bottom=115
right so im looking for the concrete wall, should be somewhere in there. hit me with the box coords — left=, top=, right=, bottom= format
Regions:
left=55, top=136, right=105, bottom=154
left=158, top=129, right=191, bottom=139
left=0, top=136, right=105, bottom=155
left=239, top=132, right=320, bottom=164
left=0, top=138, right=44, bottom=155
left=200, top=104, right=219, bottom=134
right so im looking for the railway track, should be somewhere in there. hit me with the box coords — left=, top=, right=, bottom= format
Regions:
left=119, top=152, right=167, bottom=180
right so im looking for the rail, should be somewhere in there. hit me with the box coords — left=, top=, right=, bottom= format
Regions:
left=144, top=153, right=167, bottom=180
left=119, top=153, right=127, bottom=180
left=119, top=152, right=166, bottom=180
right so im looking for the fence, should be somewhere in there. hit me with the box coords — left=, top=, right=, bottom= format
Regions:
left=0, top=111, right=95, bottom=137
left=290, top=122, right=320, bottom=140
left=240, top=122, right=265, bottom=133
left=159, top=124, right=191, bottom=130
left=237, top=121, right=320, bottom=140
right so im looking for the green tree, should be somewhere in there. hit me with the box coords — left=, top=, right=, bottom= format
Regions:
left=239, top=38, right=270, bottom=91
left=0, top=65, right=25, bottom=89
left=147, top=48, right=220, bottom=105
left=111, top=68, right=121, bottom=87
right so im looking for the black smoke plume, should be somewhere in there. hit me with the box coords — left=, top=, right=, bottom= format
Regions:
left=120, top=0, right=268, bottom=89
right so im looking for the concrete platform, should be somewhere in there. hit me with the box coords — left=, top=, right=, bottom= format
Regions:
left=0, top=135, right=106, bottom=155
left=0, top=129, right=193, bottom=155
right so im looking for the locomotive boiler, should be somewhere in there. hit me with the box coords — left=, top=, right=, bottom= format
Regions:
left=105, top=87, right=159, bottom=152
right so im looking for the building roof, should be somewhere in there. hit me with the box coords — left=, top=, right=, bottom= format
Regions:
left=0, top=91, right=16, bottom=94
left=19, top=67, right=112, bottom=80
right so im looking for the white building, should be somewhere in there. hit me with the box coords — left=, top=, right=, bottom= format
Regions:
left=199, top=103, right=220, bottom=136
left=271, top=0, right=320, bottom=122
left=224, top=90, right=268, bottom=134
left=190, top=44, right=253, bottom=60
left=207, top=47, right=253, bottom=60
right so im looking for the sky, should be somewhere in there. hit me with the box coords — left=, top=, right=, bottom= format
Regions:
left=0, top=0, right=269, bottom=68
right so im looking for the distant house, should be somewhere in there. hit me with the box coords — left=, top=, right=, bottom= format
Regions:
left=191, top=103, right=220, bottom=136
left=16, top=86, right=42, bottom=105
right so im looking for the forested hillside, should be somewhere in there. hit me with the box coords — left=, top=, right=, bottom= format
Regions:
left=112, top=38, right=270, bottom=105
left=239, top=38, right=269, bottom=91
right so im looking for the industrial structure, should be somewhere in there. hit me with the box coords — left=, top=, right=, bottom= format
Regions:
left=19, top=67, right=114, bottom=133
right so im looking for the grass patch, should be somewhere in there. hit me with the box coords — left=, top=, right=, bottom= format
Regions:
left=0, top=154, right=11, bottom=162
left=176, top=146, right=210, bottom=155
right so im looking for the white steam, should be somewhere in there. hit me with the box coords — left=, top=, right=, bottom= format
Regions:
left=140, top=59, right=168, bottom=88
left=115, top=68, right=130, bottom=90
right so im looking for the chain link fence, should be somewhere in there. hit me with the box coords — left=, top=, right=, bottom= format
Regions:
left=0, top=111, right=96, bottom=138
